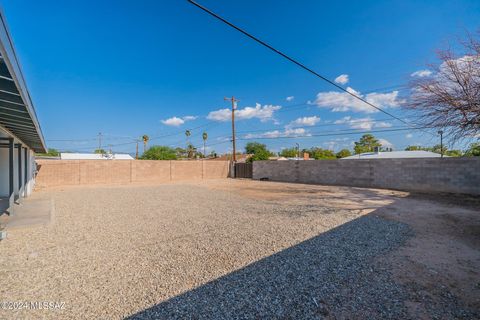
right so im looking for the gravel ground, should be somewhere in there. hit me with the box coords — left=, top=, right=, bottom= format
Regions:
left=0, top=180, right=477, bottom=319
left=129, top=215, right=413, bottom=319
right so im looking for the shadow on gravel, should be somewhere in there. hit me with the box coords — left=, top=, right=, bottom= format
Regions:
left=126, top=208, right=414, bottom=319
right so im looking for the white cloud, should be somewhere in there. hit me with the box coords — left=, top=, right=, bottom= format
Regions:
left=411, top=69, right=433, bottom=78
left=334, top=74, right=349, bottom=85
left=286, top=96, right=295, bottom=102
left=182, top=115, right=197, bottom=121
left=314, top=87, right=403, bottom=113
left=289, top=116, right=320, bottom=127
left=322, top=138, right=349, bottom=150
left=161, top=116, right=184, bottom=126
left=378, top=138, right=393, bottom=148
left=161, top=115, right=197, bottom=126
left=206, top=109, right=230, bottom=122
left=244, top=127, right=309, bottom=139
left=207, top=103, right=281, bottom=122
left=334, top=116, right=392, bottom=130
left=405, top=133, right=413, bottom=138
left=375, top=121, right=393, bottom=128
left=411, top=55, right=480, bottom=100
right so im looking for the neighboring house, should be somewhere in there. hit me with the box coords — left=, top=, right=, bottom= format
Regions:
left=60, top=153, right=134, bottom=160
left=210, top=154, right=251, bottom=162
left=0, top=9, right=47, bottom=215
left=342, top=150, right=446, bottom=159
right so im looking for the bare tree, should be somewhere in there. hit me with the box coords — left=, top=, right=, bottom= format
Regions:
left=407, top=32, right=480, bottom=141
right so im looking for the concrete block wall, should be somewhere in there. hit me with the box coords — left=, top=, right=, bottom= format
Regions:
left=253, top=158, right=480, bottom=195
left=36, top=160, right=230, bottom=188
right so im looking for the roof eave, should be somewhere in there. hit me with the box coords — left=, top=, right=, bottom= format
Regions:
left=0, top=8, right=46, bottom=153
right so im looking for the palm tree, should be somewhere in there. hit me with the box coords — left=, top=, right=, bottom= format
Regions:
left=186, top=143, right=196, bottom=159
left=185, top=130, right=191, bottom=149
left=142, top=135, right=149, bottom=153
left=202, top=132, right=208, bottom=158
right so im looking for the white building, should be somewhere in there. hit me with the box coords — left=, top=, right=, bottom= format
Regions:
left=0, top=9, right=47, bottom=215
left=60, top=153, right=134, bottom=160
left=342, top=150, right=445, bottom=159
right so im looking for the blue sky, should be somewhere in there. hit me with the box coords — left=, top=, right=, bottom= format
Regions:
left=2, top=0, right=479, bottom=154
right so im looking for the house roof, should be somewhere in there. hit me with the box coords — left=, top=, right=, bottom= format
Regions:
left=60, top=153, right=134, bottom=160
left=342, top=150, right=446, bottom=159
left=0, top=9, right=46, bottom=152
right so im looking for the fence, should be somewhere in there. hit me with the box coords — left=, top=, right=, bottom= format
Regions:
left=35, top=160, right=230, bottom=188
left=253, top=158, right=480, bottom=195
left=234, top=163, right=252, bottom=178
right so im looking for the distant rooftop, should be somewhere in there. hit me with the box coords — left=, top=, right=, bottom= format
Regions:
left=60, top=153, right=134, bottom=160
left=342, top=150, right=446, bottom=159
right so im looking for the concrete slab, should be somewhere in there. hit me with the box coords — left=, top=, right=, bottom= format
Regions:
left=4, top=198, right=54, bottom=229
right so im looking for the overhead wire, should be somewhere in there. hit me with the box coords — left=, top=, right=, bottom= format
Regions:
left=187, top=0, right=428, bottom=133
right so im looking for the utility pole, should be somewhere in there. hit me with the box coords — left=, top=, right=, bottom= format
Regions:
left=438, top=130, right=444, bottom=158
left=224, top=96, right=238, bottom=162
left=135, top=140, right=139, bottom=160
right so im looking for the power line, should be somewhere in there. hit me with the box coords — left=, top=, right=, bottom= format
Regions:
left=237, top=127, right=428, bottom=141
left=235, top=117, right=419, bottom=135
left=187, top=0, right=414, bottom=127
left=204, top=127, right=428, bottom=150
left=55, top=120, right=224, bottom=152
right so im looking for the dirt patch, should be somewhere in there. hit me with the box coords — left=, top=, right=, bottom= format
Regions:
left=208, top=179, right=480, bottom=318
left=376, top=193, right=480, bottom=318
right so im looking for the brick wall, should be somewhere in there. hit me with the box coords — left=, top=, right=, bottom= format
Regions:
left=36, top=160, right=230, bottom=188
left=253, top=158, right=480, bottom=195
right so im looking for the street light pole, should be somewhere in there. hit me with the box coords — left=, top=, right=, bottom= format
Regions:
left=438, top=130, right=444, bottom=158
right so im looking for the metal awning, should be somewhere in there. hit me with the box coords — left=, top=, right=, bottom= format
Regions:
left=0, top=9, right=46, bottom=153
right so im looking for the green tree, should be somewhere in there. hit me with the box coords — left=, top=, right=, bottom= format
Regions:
left=36, top=148, right=60, bottom=157
left=245, top=142, right=273, bottom=162
left=140, top=146, right=177, bottom=160
left=308, top=147, right=336, bottom=160
left=354, top=134, right=381, bottom=154
left=445, top=149, right=462, bottom=157
left=279, top=147, right=298, bottom=158
left=405, top=145, right=426, bottom=151
left=405, top=144, right=460, bottom=156
left=336, top=149, right=352, bottom=158
left=94, top=148, right=106, bottom=154
left=175, top=147, right=186, bottom=158
left=430, top=144, right=448, bottom=155
left=464, top=142, right=480, bottom=156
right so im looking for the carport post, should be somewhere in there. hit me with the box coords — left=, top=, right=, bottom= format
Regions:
left=24, top=147, right=28, bottom=187
left=16, top=144, right=22, bottom=190
left=8, top=138, right=13, bottom=201
left=8, top=138, right=13, bottom=197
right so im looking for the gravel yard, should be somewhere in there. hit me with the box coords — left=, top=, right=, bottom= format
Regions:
left=0, top=179, right=479, bottom=319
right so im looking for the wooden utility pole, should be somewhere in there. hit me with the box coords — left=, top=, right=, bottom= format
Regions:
left=135, top=140, right=139, bottom=159
left=224, top=96, right=238, bottom=162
